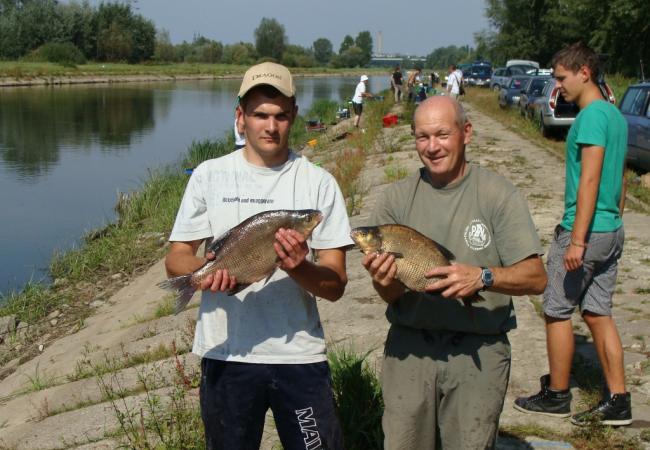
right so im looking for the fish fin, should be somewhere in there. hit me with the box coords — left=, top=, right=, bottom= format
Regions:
left=206, top=230, right=231, bottom=254
left=226, top=283, right=250, bottom=295
left=263, top=269, right=276, bottom=285
left=432, top=241, right=456, bottom=261
left=157, top=275, right=197, bottom=315
left=386, top=251, right=404, bottom=259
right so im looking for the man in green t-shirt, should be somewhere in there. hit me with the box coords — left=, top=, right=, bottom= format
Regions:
left=514, top=42, right=632, bottom=426
left=360, top=95, right=547, bottom=449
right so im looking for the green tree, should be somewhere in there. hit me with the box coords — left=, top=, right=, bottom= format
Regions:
left=281, top=44, right=315, bottom=67
left=60, top=1, right=97, bottom=60
left=0, top=0, right=67, bottom=59
left=153, top=29, right=175, bottom=62
left=313, top=38, right=333, bottom=66
left=355, top=31, right=373, bottom=66
left=339, top=35, right=354, bottom=54
left=222, top=42, right=257, bottom=65
left=254, top=17, right=287, bottom=61
left=332, top=46, right=365, bottom=68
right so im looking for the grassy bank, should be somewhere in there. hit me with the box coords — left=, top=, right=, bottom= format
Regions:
left=0, top=61, right=390, bottom=81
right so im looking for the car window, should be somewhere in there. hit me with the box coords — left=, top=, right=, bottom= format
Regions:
left=620, top=87, right=650, bottom=115
left=530, top=79, right=548, bottom=93
left=510, top=78, right=526, bottom=88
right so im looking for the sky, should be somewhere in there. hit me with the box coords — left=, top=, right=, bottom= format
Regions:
left=81, top=0, right=491, bottom=56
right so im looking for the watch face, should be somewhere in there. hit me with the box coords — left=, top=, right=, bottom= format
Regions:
left=482, top=268, right=494, bottom=286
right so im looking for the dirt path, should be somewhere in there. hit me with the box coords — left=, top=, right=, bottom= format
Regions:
left=0, top=101, right=648, bottom=449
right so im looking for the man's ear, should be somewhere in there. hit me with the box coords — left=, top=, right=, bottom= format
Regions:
left=579, top=65, right=592, bottom=83
left=235, top=105, right=245, bottom=133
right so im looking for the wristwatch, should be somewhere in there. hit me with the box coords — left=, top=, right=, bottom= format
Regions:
left=480, top=267, right=494, bottom=291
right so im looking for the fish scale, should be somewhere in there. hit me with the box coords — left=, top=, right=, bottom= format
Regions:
left=352, top=224, right=454, bottom=292
left=158, top=209, right=323, bottom=313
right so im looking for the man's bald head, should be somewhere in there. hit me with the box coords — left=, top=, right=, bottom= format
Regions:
left=414, top=96, right=467, bottom=129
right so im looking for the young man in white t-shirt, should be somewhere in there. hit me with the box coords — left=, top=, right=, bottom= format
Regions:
left=164, top=62, right=352, bottom=449
left=352, top=74, right=373, bottom=128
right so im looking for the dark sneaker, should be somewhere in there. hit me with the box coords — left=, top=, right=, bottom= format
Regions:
left=513, top=374, right=572, bottom=418
left=570, top=392, right=632, bottom=426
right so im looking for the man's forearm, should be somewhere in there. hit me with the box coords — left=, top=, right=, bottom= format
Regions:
left=285, top=260, right=347, bottom=301
left=372, top=280, right=405, bottom=304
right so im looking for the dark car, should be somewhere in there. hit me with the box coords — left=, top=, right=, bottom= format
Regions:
left=529, top=78, right=616, bottom=137
left=499, top=76, right=530, bottom=109
left=518, top=75, right=552, bottom=118
left=465, top=62, right=493, bottom=87
left=619, top=81, right=650, bottom=172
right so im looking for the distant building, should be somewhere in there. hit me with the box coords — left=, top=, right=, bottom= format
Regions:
left=370, top=54, right=426, bottom=68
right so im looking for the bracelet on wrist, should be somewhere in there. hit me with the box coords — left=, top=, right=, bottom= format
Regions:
left=570, top=239, right=588, bottom=248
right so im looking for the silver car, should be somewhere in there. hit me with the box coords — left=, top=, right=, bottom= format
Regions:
left=529, top=79, right=616, bottom=137
left=620, top=82, right=650, bottom=172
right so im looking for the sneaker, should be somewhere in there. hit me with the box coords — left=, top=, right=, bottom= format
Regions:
left=570, top=392, right=632, bottom=426
left=513, top=374, right=572, bottom=418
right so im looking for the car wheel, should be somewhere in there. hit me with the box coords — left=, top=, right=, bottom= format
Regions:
left=493, top=85, right=500, bottom=92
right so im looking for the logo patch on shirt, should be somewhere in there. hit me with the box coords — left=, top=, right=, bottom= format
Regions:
left=464, top=219, right=491, bottom=251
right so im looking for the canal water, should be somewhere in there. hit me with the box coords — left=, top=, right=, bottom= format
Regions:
left=0, top=75, right=386, bottom=296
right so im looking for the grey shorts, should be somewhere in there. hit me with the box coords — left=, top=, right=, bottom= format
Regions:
left=543, top=225, right=624, bottom=319
left=381, top=325, right=511, bottom=450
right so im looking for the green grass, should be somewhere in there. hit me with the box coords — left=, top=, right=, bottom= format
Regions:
left=328, top=347, right=384, bottom=450
left=0, top=61, right=391, bottom=81
left=384, top=164, right=409, bottom=182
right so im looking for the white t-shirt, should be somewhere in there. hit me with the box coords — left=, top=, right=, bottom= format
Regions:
left=169, top=149, right=353, bottom=363
left=448, top=69, right=463, bottom=94
left=352, top=81, right=366, bottom=104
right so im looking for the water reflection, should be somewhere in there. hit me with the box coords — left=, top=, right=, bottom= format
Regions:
left=0, top=87, right=168, bottom=179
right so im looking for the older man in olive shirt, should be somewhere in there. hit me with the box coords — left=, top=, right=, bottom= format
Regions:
left=361, top=96, right=547, bottom=449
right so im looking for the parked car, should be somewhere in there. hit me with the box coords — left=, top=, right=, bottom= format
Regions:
left=518, top=75, right=552, bottom=118
left=619, top=81, right=650, bottom=172
left=490, top=64, right=538, bottom=91
left=465, top=61, right=493, bottom=87
left=529, top=78, right=616, bottom=137
left=499, top=76, right=530, bottom=108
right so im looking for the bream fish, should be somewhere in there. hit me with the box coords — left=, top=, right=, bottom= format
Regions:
left=158, top=209, right=323, bottom=314
left=350, top=224, right=482, bottom=307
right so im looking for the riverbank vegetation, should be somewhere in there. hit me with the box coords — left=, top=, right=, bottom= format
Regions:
left=0, top=1, right=375, bottom=70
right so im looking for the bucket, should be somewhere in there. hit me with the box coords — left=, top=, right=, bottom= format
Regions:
left=382, top=113, right=398, bottom=127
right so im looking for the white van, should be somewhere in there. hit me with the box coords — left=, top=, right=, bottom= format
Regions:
left=506, top=59, right=540, bottom=69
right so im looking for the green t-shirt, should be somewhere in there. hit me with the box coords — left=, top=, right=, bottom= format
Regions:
left=561, top=100, right=627, bottom=232
left=370, top=164, right=542, bottom=335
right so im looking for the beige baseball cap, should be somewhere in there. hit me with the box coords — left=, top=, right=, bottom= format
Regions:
left=237, top=62, right=296, bottom=99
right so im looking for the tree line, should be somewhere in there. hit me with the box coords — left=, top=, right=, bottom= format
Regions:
left=0, top=1, right=374, bottom=68
left=472, top=0, right=648, bottom=77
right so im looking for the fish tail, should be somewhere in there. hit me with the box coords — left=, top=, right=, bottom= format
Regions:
left=156, top=275, right=197, bottom=314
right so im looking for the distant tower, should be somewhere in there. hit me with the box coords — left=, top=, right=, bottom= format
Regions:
left=377, top=31, right=383, bottom=55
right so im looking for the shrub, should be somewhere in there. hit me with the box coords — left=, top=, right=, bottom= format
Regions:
left=27, top=42, right=86, bottom=66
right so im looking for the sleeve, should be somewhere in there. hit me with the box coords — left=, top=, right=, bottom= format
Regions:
left=490, top=185, right=543, bottom=266
left=576, top=106, right=608, bottom=148
left=168, top=164, right=213, bottom=242
left=310, top=172, right=354, bottom=250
